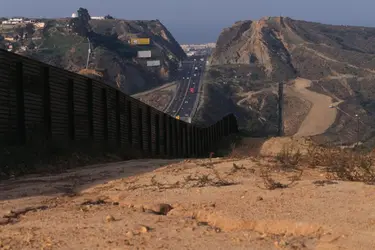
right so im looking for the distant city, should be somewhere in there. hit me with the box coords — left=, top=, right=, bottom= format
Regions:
left=180, top=43, right=216, bottom=56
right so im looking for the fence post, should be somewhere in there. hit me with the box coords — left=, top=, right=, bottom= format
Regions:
left=68, top=79, right=75, bottom=140
left=146, top=106, right=152, bottom=154
left=213, top=123, right=217, bottom=144
left=194, top=126, right=200, bottom=157
left=138, top=107, right=143, bottom=151
left=15, top=62, right=25, bottom=145
left=42, top=66, right=51, bottom=140
left=102, top=88, right=108, bottom=142
left=205, top=128, right=210, bottom=155
left=207, top=126, right=212, bottom=151
left=127, top=100, right=133, bottom=145
left=171, top=117, right=177, bottom=157
left=182, top=123, right=187, bottom=157
left=201, top=128, right=206, bottom=154
left=115, top=90, right=121, bottom=146
left=227, top=116, right=232, bottom=134
left=187, top=124, right=191, bottom=157
left=163, top=114, right=168, bottom=156
left=155, top=114, right=160, bottom=156
left=87, top=79, right=94, bottom=139
left=216, top=120, right=221, bottom=141
left=178, top=120, right=182, bottom=157
left=190, top=126, right=195, bottom=157
left=221, top=119, right=225, bottom=137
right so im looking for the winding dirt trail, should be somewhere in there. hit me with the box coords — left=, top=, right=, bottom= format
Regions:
left=288, top=78, right=339, bottom=137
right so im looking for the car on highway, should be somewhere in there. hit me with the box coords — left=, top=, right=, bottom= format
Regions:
left=200, top=58, right=204, bottom=61
left=194, top=74, right=196, bottom=76
left=185, top=100, right=188, bottom=103
left=182, top=77, right=185, bottom=79
left=187, top=77, right=190, bottom=79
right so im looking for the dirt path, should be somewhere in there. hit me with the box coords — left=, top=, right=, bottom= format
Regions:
left=287, top=78, right=338, bottom=137
left=2, top=156, right=375, bottom=249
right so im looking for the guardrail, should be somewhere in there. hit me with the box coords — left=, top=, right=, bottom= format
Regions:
left=0, top=49, right=238, bottom=160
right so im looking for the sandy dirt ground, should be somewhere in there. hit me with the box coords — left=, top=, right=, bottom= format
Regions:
left=287, top=78, right=337, bottom=137
left=2, top=151, right=375, bottom=250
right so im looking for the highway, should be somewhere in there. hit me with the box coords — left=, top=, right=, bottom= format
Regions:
left=166, top=55, right=206, bottom=122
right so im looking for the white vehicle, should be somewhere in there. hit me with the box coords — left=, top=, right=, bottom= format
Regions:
left=187, top=77, right=190, bottom=79
left=185, top=101, right=188, bottom=103
left=194, top=67, right=198, bottom=70
left=182, top=77, right=185, bottom=79
left=193, top=82, right=195, bottom=84
left=194, top=59, right=196, bottom=61
left=194, top=74, right=196, bottom=77
left=200, top=58, right=204, bottom=61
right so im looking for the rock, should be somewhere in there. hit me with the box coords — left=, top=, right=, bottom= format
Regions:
left=106, top=215, right=115, bottom=222
left=135, top=224, right=150, bottom=233
left=125, top=231, right=134, bottom=238
left=145, top=203, right=173, bottom=215
left=256, top=196, right=264, bottom=201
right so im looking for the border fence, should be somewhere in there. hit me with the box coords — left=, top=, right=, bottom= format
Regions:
left=0, top=49, right=238, bottom=160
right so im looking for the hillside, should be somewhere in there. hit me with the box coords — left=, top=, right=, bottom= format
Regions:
left=196, top=17, right=375, bottom=146
left=0, top=18, right=186, bottom=95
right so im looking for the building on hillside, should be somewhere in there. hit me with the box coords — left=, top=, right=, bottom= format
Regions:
left=186, top=51, right=196, bottom=56
left=35, top=22, right=45, bottom=29
left=91, top=16, right=105, bottom=20
left=4, top=37, right=15, bottom=42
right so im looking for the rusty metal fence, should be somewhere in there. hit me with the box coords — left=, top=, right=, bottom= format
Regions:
left=0, top=49, right=238, bottom=158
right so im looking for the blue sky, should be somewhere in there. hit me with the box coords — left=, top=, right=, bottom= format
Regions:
left=1, top=0, right=373, bottom=43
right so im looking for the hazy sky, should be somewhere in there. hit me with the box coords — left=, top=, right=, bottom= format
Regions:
left=1, top=0, right=374, bottom=44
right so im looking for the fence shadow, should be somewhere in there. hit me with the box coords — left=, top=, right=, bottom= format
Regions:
left=0, top=158, right=183, bottom=202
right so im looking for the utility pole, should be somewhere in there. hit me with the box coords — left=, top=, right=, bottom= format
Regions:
left=86, top=37, right=91, bottom=69
left=277, top=81, right=284, bottom=136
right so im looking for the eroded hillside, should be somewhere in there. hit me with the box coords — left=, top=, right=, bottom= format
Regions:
left=0, top=19, right=185, bottom=95
left=198, top=17, right=375, bottom=146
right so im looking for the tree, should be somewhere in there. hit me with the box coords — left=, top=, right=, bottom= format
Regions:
left=69, top=7, right=91, bottom=37
left=104, top=15, right=114, bottom=19
left=25, top=23, right=35, bottom=35
left=77, top=8, right=91, bottom=23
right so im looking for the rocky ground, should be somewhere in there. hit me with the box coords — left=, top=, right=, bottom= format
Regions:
left=1, top=138, right=375, bottom=250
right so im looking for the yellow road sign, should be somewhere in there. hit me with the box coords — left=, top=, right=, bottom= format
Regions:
left=129, top=38, right=150, bottom=45
left=176, top=115, right=180, bottom=120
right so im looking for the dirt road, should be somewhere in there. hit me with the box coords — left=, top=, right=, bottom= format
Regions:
left=2, top=156, right=375, bottom=250
left=287, top=78, right=337, bottom=137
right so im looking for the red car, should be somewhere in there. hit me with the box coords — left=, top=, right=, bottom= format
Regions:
left=190, top=88, right=194, bottom=93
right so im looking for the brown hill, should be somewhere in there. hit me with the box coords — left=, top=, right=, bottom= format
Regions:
left=196, top=17, right=375, bottom=147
